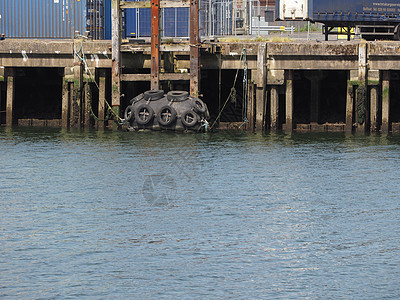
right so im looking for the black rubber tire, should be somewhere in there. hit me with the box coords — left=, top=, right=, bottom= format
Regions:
left=167, top=91, right=189, bottom=102
left=157, top=105, right=177, bottom=126
left=144, top=90, right=164, bottom=101
left=124, top=105, right=135, bottom=122
left=395, top=25, right=400, bottom=41
left=192, top=99, right=207, bottom=114
left=130, top=93, right=144, bottom=104
left=181, top=110, right=199, bottom=127
left=135, top=104, right=154, bottom=125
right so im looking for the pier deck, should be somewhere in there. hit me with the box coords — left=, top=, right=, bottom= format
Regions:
left=1, top=39, right=400, bottom=132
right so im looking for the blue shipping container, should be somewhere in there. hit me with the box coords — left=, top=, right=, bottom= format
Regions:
left=163, top=8, right=189, bottom=37
left=125, top=8, right=151, bottom=38
left=124, top=0, right=189, bottom=38
left=0, top=0, right=86, bottom=39
left=104, top=0, right=111, bottom=39
left=312, top=0, right=400, bottom=22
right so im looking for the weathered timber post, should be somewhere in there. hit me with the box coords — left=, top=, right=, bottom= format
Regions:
left=369, top=70, right=380, bottom=132
left=111, top=0, right=121, bottom=123
left=267, top=69, right=284, bottom=131
left=382, top=70, right=390, bottom=133
left=62, top=68, right=71, bottom=128
left=284, top=70, right=294, bottom=132
left=356, top=42, right=368, bottom=133
left=6, top=68, right=15, bottom=127
left=97, top=69, right=107, bottom=130
left=270, top=86, right=279, bottom=130
left=151, top=0, right=160, bottom=90
left=190, top=0, right=200, bottom=97
left=84, top=83, right=92, bottom=129
left=164, top=52, right=175, bottom=90
left=247, top=77, right=255, bottom=129
left=72, top=39, right=84, bottom=128
left=346, top=70, right=357, bottom=133
left=255, top=43, right=266, bottom=131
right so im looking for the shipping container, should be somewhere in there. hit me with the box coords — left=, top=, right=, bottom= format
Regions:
left=0, top=0, right=86, bottom=39
left=163, top=8, right=189, bottom=37
left=276, top=0, right=400, bottom=22
left=275, top=0, right=400, bottom=40
left=86, top=0, right=112, bottom=39
left=123, top=0, right=189, bottom=38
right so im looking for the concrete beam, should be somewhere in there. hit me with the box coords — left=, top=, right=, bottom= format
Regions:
left=267, top=42, right=359, bottom=57
left=121, top=73, right=190, bottom=81
left=267, top=70, right=285, bottom=85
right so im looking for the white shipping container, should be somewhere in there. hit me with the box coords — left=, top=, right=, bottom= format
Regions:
left=277, top=0, right=309, bottom=20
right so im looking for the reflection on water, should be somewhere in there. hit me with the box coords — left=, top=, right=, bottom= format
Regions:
left=1, top=128, right=399, bottom=298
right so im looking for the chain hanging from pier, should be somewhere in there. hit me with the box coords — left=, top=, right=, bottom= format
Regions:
left=210, top=48, right=248, bottom=130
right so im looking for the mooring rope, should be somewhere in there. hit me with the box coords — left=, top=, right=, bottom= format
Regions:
left=210, top=48, right=248, bottom=130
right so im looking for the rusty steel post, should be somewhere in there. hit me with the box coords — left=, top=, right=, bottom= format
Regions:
left=111, top=0, right=121, bottom=120
left=190, top=0, right=200, bottom=97
left=151, top=0, right=160, bottom=90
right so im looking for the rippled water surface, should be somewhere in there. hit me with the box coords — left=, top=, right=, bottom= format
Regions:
left=1, top=127, right=399, bottom=299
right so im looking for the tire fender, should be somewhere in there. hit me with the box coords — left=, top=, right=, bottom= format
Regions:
left=124, top=105, right=135, bottom=122
left=157, top=105, right=177, bottom=126
left=167, top=91, right=189, bottom=102
left=192, top=99, right=207, bottom=114
left=181, top=110, right=199, bottom=127
left=144, top=90, right=164, bottom=101
left=135, top=103, right=154, bottom=125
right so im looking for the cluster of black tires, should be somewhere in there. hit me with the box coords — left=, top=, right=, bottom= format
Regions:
left=124, top=90, right=210, bottom=131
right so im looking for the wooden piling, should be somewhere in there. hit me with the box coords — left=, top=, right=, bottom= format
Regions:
left=189, top=0, right=200, bottom=97
left=369, top=70, right=380, bottom=132
left=6, top=68, right=15, bottom=127
left=356, top=42, right=368, bottom=133
left=151, top=0, right=160, bottom=90
left=345, top=72, right=355, bottom=133
left=270, top=86, right=279, bottom=131
left=382, top=70, right=390, bottom=133
left=98, top=70, right=106, bottom=130
left=285, top=70, right=294, bottom=132
left=84, top=83, right=92, bottom=129
left=247, top=73, right=255, bottom=130
left=111, top=0, right=121, bottom=121
left=255, top=43, right=266, bottom=131
left=62, top=73, right=69, bottom=128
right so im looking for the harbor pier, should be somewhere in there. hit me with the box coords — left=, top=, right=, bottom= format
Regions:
left=1, top=39, right=400, bottom=133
